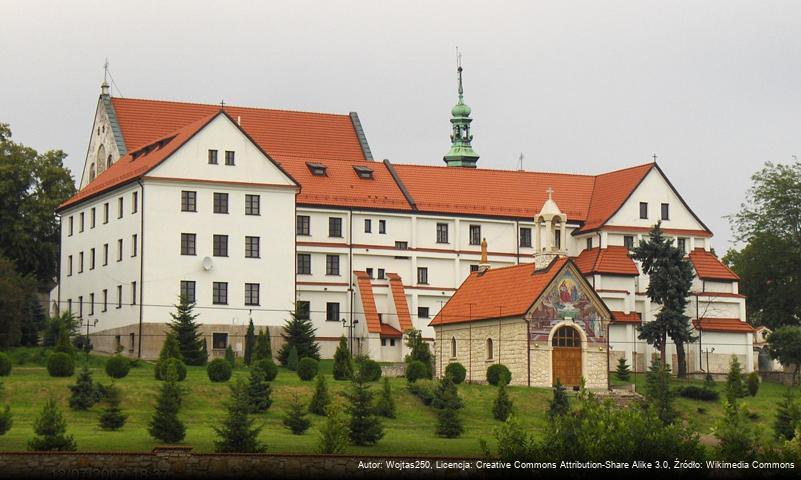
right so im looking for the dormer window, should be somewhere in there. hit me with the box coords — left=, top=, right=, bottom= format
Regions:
left=353, top=165, right=374, bottom=179
left=306, top=162, right=327, bottom=176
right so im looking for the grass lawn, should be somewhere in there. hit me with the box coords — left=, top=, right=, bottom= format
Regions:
left=0, top=349, right=795, bottom=456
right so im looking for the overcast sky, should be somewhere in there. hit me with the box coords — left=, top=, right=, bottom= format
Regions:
left=2, top=1, right=800, bottom=251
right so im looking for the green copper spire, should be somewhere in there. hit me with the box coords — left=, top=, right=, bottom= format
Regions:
left=443, top=50, right=479, bottom=168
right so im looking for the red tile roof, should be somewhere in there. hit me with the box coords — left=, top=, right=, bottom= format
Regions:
left=379, top=324, right=403, bottom=338
left=386, top=273, right=413, bottom=332
left=692, top=318, right=755, bottom=333
left=573, top=246, right=639, bottom=276
left=578, top=163, right=655, bottom=233
left=430, top=257, right=570, bottom=326
left=354, top=271, right=381, bottom=334
left=688, top=248, right=739, bottom=281
left=611, top=311, right=641, bottom=324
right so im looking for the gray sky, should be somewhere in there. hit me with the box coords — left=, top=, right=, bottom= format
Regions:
left=2, top=1, right=800, bottom=251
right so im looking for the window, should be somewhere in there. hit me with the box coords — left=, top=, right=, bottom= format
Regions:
left=181, top=233, right=196, bottom=255
left=366, top=268, right=374, bottom=278
left=245, top=283, right=260, bottom=306
left=116, top=285, right=122, bottom=308
left=131, top=234, right=138, bottom=257
left=296, top=215, right=310, bottom=236
left=624, top=235, right=635, bottom=250
left=554, top=229, right=561, bottom=249
left=381, top=338, right=387, bottom=347
left=296, top=301, right=310, bottom=320
left=132, top=191, right=138, bottom=213
left=552, top=326, right=581, bottom=347
left=67, top=299, right=72, bottom=314
left=450, top=337, right=457, bottom=358
left=417, top=267, right=428, bottom=285
left=245, top=236, right=260, bottom=258
left=68, top=216, right=73, bottom=236
left=118, top=197, right=123, bottom=218
left=329, top=217, right=342, bottom=237
left=364, top=219, right=372, bottom=233
left=80, top=212, right=85, bottom=232
left=67, top=255, right=73, bottom=276
left=225, top=150, right=235, bottom=166
left=436, top=223, right=449, bottom=244
left=470, top=264, right=479, bottom=273
left=90, top=208, right=96, bottom=228
left=379, top=220, right=386, bottom=234
left=326, top=255, right=340, bottom=276
left=208, top=149, right=218, bottom=165
left=297, top=254, right=311, bottom=274
left=245, top=194, right=260, bottom=215
left=212, top=282, right=228, bottom=305
left=307, top=162, right=327, bottom=176
left=90, top=248, right=95, bottom=270
left=395, top=241, right=408, bottom=250
left=326, top=302, right=340, bottom=322
left=353, top=165, right=373, bottom=179
left=117, top=239, right=123, bottom=261
left=486, top=338, right=494, bottom=360
left=213, top=234, right=229, bottom=257
left=181, top=191, right=197, bottom=212
left=132, top=281, right=137, bottom=305
left=418, top=306, right=430, bottom=319
left=661, top=203, right=669, bottom=220
left=213, top=193, right=229, bottom=214
left=520, top=227, right=532, bottom=248
left=103, top=203, right=109, bottom=223
left=102, top=289, right=108, bottom=312
left=377, top=268, right=385, bottom=280
left=78, top=296, right=83, bottom=318
left=469, top=225, right=481, bottom=245
left=79, top=251, right=84, bottom=273
left=677, top=238, right=687, bottom=255
left=129, top=333, right=135, bottom=352
left=586, top=237, right=593, bottom=250
left=212, top=333, right=228, bottom=350
left=639, top=202, right=648, bottom=220
left=103, top=244, right=108, bottom=265
left=180, top=280, right=196, bottom=303
left=89, top=293, right=94, bottom=315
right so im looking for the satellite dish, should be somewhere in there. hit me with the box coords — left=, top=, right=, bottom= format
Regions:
left=202, top=256, right=213, bottom=271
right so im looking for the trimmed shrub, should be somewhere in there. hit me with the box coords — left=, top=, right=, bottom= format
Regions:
left=104, top=356, right=130, bottom=379
left=0, top=353, right=11, bottom=376
left=486, top=364, right=511, bottom=386
left=445, top=362, right=466, bottom=384
left=158, top=358, right=187, bottom=382
left=358, top=359, right=382, bottom=382
left=747, top=372, right=760, bottom=397
left=47, top=353, right=75, bottom=377
left=678, top=385, right=720, bottom=401
left=297, top=357, right=319, bottom=381
left=207, top=358, right=233, bottom=382
left=254, top=359, right=278, bottom=381
left=405, top=360, right=428, bottom=383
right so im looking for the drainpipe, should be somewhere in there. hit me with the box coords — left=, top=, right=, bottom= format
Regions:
left=57, top=214, right=62, bottom=317
left=526, top=318, right=531, bottom=387
left=515, top=219, right=520, bottom=265
left=137, top=179, right=145, bottom=359
left=606, top=319, right=611, bottom=390
left=348, top=207, right=354, bottom=354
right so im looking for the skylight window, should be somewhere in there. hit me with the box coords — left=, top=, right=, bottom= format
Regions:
left=353, top=165, right=374, bottom=179
left=306, top=162, right=328, bottom=176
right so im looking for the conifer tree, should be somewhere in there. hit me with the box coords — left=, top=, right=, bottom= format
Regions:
left=714, top=400, right=762, bottom=461
left=493, top=380, right=513, bottom=421
left=214, top=379, right=265, bottom=453
left=0, top=405, right=12, bottom=436
left=169, top=297, right=205, bottom=366
left=225, top=345, right=236, bottom=368
left=308, top=374, right=331, bottom=416
left=282, top=393, right=311, bottom=435
left=246, top=366, right=272, bottom=413
left=404, top=328, right=433, bottom=378
left=287, top=346, right=299, bottom=371
left=28, top=399, right=76, bottom=451
left=277, top=310, right=320, bottom=365
left=98, top=383, right=127, bottom=431
left=254, top=329, right=272, bottom=362
left=53, top=324, right=75, bottom=356
left=69, top=363, right=100, bottom=410
left=244, top=319, right=256, bottom=366
left=343, top=374, right=384, bottom=446
left=548, top=379, right=570, bottom=418
left=725, top=356, right=748, bottom=403
left=374, top=377, right=396, bottom=419
left=315, top=404, right=349, bottom=454
left=774, top=388, right=801, bottom=440
left=155, top=332, right=183, bottom=380
left=333, top=336, right=353, bottom=381
left=148, top=364, right=185, bottom=443
left=615, top=357, right=631, bottom=381
left=433, top=375, right=463, bottom=438
left=645, top=358, right=676, bottom=425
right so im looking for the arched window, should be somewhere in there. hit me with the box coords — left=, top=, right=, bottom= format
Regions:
left=450, top=337, right=456, bottom=358
left=486, top=338, right=494, bottom=360
left=89, top=163, right=96, bottom=182
left=107, top=154, right=113, bottom=170
left=96, top=144, right=106, bottom=174
left=552, top=326, right=581, bottom=347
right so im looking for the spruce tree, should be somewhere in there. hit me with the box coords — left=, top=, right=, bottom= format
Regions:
left=493, top=380, right=513, bottom=421
left=374, top=377, right=396, bottom=419
left=225, top=345, right=236, bottom=369
left=169, top=297, right=205, bottom=366
left=432, top=375, right=463, bottom=438
left=246, top=367, right=272, bottom=413
left=28, top=399, right=76, bottom=451
left=315, top=404, right=349, bottom=454
left=276, top=310, right=320, bottom=365
left=155, top=332, right=183, bottom=380
left=53, top=324, right=75, bottom=356
left=615, top=357, right=631, bottom=381
left=343, top=374, right=384, bottom=446
left=774, top=388, right=801, bottom=440
left=244, top=319, right=256, bottom=366
left=148, top=364, right=185, bottom=443
left=715, top=400, right=761, bottom=461
left=287, top=346, right=299, bottom=371
left=254, top=329, right=272, bottom=362
left=0, top=405, right=12, bottom=436
left=725, top=356, right=748, bottom=403
left=404, top=328, right=433, bottom=378
left=282, top=393, right=311, bottom=435
left=333, top=336, right=353, bottom=381
left=548, top=379, right=570, bottom=418
left=68, top=363, right=100, bottom=410
left=98, top=383, right=127, bottom=431
left=308, top=374, right=331, bottom=416
left=214, top=379, right=265, bottom=453
left=645, top=358, right=676, bottom=425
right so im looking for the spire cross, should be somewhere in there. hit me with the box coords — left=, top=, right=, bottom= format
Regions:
left=652, top=153, right=658, bottom=162
left=546, top=186, right=554, bottom=199
left=220, top=99, right=226, bottom=110
left=103, top=58, right=109, bottom=83
left=456, top=47, right=464, bottom=98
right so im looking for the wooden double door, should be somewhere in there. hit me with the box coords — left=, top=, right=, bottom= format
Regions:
left=552, top=326, right=582, bottom=386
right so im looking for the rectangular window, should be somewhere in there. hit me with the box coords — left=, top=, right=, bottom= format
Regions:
left=132, top=281, right=137, bottom=305
left=68, top=216, right=73, bottom=236
left=418, top=307, right=430, bottom=319
left=118, top=197, right=123, bottom=219
left=80, top=212, right=85, bottom=232
left=417, top=267, right=428, bottom=285
left=554, top=229, right=561, bottom=249
left=67, top=255, right=73, bottom=276
left=245, top=194, right=260, bottom=215
left=212, top=332, right=228, bottom=350
left=103, top=244, right=108, bottom=265
left=213, top=193, right=229, bottom=214
left=296, top=301, right=310, bottom=320
left=377, top=268, right=385, bottom=280
left=436, top=223, right=449, bottom=244
left=469, top=225, right=481, bottom=245
left=297, top=253, right=311, bottom=274
left=131, top=234, right=137, bottom=257
left=79, top=251, right=84, bottom=273
left=89, top=293, right=95, bottom=315
left=245, top=283, right=260, bottom=306
left=366, top=267, right=374, bottom=278
left=639, top=202, right=648, bottom=219
left=103, top=203, right=109, bottom=224
left=328, top=217, right=343, bottom=237
left=180, top=281, right=196, bottom=303
left=208, top=149, right=218, bottom=165
left=225, top=150, right=235, bottom=166
left=326, top=255, right=340, bottom=276
left=90, top=248, right=95, bottom=270
left=181, top=233, right=196, bottom=256
left=378, top=219, right=386, bottom=234
left=395, top=241, right=408, bottom=250
left=78, top=296, right=83, bottom=318
left=326, top=302, right=340, bottom=322
left=381, top=338, right=387, bottom=347
left=117, top=239, right=123, bottom=262
left=90, top=208, right=96, bottom=228
left=624, top=235, right=635, bottom=250
left=132, top=191, right=138, bottom=214
left=213, top=234, right=229, bottom=257
left=181, top=191, right=197, bottom=212
left=212, top=282, right=228, bottom=305
left=102, top=289, right=108, bottom=312
left=364, top=219, right=372, bottom=233
left=677, top=238, right=687, bottom=255
left=245, top=236, right=260, bottom=258
left=661, top=203, right=670, bottom=220
left=296, top=215, right=310, bottom=235
left=470, top=264, right=479, bottom=272
left=67, top=299, right=72, bottom=314
left=520, top=227, right=532, bottom=248
left=586, top=237, right=593, bottom=250
left=116, top=285, right=122, bottom=308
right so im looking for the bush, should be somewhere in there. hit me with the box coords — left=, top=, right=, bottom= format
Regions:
left=358, top=359, right=382, bottom=382
left=47, top=352, right=74, bottom=377
left=747, top=372, right=760, bottom=397
left=283, top=394, right=310, bottom=435
left=254, top=359, right=278, bottom=381
left=297, top=357, right=319, bottom=381
left=332, top=336, right=353, bottom=381
left=158, top=358, right=187, bottom=382
left=445, top=362, right=466, bottom=384
left=486, top=364, right=511, bottom=386
left=407, top=379, right=436, bottom=406
left=308, top=373, right=330, bottom=416
left=374, top=377, right=396, bottom=419
left=105, top=355, right=130, bottom=379
left=0, top=353, right=11, bottom=376
left=493, top=381, right=513, bottom=421
left=207, top=358, right=233, bottom=382
left=405, top=360, right=429, bottom=383
left=678, top=385, right=720, bottom=401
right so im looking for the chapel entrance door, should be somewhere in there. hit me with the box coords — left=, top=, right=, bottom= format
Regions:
left=551, top=325, right=582, bottom=386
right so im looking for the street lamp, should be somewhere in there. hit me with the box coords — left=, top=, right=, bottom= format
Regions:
left=79, top=318, right=99, bottom=362
left=341, top=317, right=359, bottom=355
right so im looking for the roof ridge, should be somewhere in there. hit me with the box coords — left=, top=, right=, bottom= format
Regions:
left=112, top=96, right=353, bottom=119
left=392, top=161, right=598, bottom=178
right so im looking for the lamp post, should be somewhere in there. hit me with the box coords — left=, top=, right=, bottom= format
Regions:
left=79, top=318, right=98, bottom=362
left=342, top=317, right=359, bottom=355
